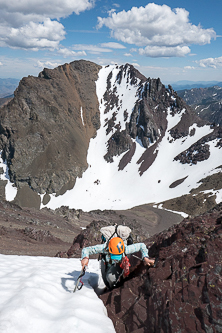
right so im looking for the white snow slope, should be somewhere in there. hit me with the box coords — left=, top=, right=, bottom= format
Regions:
left=38, top=65, right=221, bottom=212
left=0, top=254, right=114, bottom=333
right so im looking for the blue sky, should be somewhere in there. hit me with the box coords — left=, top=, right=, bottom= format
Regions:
left=0, top=0, right=221, bottom=84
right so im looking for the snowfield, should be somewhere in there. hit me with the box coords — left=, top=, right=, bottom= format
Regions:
left=0, top=255, right=115, bottom=333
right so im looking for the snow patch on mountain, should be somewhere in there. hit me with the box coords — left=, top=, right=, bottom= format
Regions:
left=40, top=65, right=221, bottom=212
left=0, top=254, right=114, bottom=333
left=0, top=151, right=17, bottom=201
left=80, top=106, right=85, bottom=126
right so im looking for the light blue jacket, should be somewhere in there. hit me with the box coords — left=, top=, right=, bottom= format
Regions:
left=81, top=242, right=149, bottom=263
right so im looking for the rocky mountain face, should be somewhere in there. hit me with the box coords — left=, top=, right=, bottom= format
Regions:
left=177, top=85, right=222, bottom=126
left=0, top=60, right=221, bottom=215
left=0, top=60, right=101, bottom=206
left=101, top=64, right=202, bottom=167
left=0, top=96, right=13, bottom=108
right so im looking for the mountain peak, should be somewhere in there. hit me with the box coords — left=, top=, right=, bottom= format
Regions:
left=0, top=61, right=221, bottom=215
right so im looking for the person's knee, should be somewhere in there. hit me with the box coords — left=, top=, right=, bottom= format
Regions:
left=106, top=271, right=117, bottom=288
left=106, top=265, right=123, bottom=288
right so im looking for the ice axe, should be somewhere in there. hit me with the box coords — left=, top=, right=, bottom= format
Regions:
left=73, top=267, right=86, bottom=293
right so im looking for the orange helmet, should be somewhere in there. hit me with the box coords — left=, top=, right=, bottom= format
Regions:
left=109, top=237, right=125, bottom=255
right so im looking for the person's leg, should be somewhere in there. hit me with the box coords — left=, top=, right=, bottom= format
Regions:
left=101, top=258, right=110, bottom=288
left=106, top=264, right=123, bottom=288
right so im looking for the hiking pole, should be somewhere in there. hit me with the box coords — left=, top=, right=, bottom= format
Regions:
left=73, top=267, right=86, bottom=293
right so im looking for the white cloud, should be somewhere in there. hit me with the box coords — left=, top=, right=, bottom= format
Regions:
left=132, top=63, right=140, bottom=67
left=98, top=3, right=216, bottom=57
left=124, top=53, right=132, bottom=57
left=35, top=60, right=62, bottom=69
left=139, top=45, right=191, bottom=58
left=0, top=62, right=3, bottom=66
left=72, top=44, right=112, bottom=54
left=100, top=42, right=125, bottom=49
left=2, top=19, right=66, bottom=51
left=184, top=66, right=195, bottom=70
left=57, top=48, right=86, bottom=58
left=198, top=56, right=222, bottom=69
left=0, top=0, right=94, bottom=20
left=0, top=0, right=94, bottom=50
left=71, top=42, right=125, bottom=55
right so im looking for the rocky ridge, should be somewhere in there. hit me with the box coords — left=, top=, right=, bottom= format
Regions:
left=100, top=203, right=222, bottom=333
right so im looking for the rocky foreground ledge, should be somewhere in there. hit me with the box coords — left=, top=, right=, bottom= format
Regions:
left=99, top=203, right=222, bottom=333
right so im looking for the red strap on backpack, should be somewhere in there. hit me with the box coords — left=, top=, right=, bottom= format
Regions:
left=120, top=256, right=131, bottom=277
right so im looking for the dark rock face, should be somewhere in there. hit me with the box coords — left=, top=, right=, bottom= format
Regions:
left=175, top=142, right=210, bottom=164
left=0, top=96, right=13, bottom=108
left=100, top=204, right=222, bottom=333
left=0, top=60, right=101, bottom=197
left=174, top=126, right=222, bottom=165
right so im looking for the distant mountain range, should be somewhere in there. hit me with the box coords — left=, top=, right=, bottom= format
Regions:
left=170, top=80, right=222, bottom=91
left=0, top=78, right=20, bottom=98
left=0, top=61, right=221, bottom=217
left=177, top=85, right=222, bottom=126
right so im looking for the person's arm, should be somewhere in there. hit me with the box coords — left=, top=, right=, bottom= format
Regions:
left=81, top=243, right=106, bottom=268
left=125, top=243, right=155, bottom=266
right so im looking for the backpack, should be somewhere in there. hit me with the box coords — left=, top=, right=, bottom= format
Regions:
left=100, top=224, right=134, bottom=246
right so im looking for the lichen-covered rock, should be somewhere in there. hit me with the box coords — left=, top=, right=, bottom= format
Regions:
left=100, top=203, right=222, bottom=333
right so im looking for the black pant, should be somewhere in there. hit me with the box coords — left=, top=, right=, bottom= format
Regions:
left=101, top=258, right=123, bottom=289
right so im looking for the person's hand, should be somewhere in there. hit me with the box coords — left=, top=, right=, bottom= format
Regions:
left=81, top=257, right=89, bottom=269
left=144, top=257, right=155, bottom=267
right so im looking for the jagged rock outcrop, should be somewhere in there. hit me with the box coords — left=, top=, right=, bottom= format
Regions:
left=102, top=63, right=204, bottom=171
left=0, top=60, right=101, bottom=202
left=100, top=203, right=222, bottom=333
